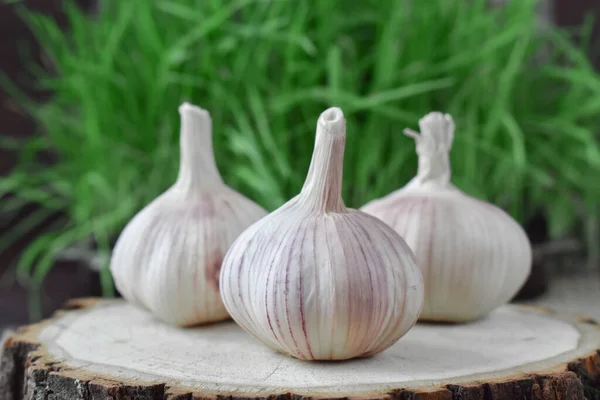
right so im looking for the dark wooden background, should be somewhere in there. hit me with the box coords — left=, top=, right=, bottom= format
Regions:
left=0, top=0, right=599, bottom=328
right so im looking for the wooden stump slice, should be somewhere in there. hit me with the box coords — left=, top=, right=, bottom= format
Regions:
left=1, top=298, right=599, bottom=400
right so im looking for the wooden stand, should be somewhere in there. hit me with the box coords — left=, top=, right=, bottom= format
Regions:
left=1, top=298, right=599, bottom=400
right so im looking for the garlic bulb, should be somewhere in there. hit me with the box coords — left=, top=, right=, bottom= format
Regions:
left=109, top=103, right=267, bottom=327
left=219, top=107, right=424, bottom=361
left=360, top=112, right=532, bottom=323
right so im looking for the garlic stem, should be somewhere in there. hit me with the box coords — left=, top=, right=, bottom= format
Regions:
left=404, top=112, right=455, bottom=187
left=299, top=107, right=346, bottom=213
left=110, top=102, right=268, bottom=326
left=361, top=111, right=532, bottom=322
left=219, top=106, right=424, bottom=360
left=176, top=102, right=223, bottom=190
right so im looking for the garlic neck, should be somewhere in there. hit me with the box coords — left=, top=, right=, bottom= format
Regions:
left=175, top=103, right=224, bottom=191
left=412, top=152, right=451, bottom=187
left=404, top=111, right=455, bottom=189
left=300, top=107, right=346, bottom=213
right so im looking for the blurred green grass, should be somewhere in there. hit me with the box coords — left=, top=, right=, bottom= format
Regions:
left=2, top=0, right=600, bottom=298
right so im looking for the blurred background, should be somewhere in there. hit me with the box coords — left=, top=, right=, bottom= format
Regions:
left=1, top=0, right=599, bottom=335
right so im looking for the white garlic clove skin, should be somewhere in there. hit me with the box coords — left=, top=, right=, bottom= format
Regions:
left=220, top=107, right=424, bottom=361
left=111, top=188, right=267, bottom=326
left=361, top=112, right=532, bottom=323
left=362, top=191, right=531, bottom=322
left=109, top=103, right=267, bottom=327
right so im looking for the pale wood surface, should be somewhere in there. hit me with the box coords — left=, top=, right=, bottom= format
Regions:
left=36, top=303, right=582, bottom=389
left=1, top=298, right=600, bottom=399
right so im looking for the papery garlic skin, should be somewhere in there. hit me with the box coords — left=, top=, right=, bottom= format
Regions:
left=220, top=107, right=424, bottom=361
left=109, top=103, right=267, bottom=327
left=361, top=112, right=532, bottom=323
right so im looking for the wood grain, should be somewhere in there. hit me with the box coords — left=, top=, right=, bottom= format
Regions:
left=1, top=298, right=599, bottom=400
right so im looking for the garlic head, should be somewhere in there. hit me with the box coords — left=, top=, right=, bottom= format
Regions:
left=219, top=107, right=424, bottom=361
left=361, top=112, right=532, bottom=322
left=109, top=103, right=267, bottom=327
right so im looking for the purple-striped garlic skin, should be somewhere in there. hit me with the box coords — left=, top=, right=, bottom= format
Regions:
left=219, top=107, right=424, bottom=361
left=109, top=103, right=267, bottom=327
left=361, top=112, right=532, bottom=323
